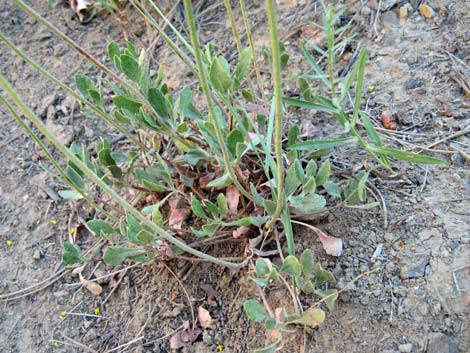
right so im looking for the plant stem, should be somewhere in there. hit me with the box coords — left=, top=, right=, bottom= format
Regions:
left=222, top=0, right=256, bottom=97
left=182, top=0, right=251, bottom=200
left=0, top=30, right=144, bottom=151
left=265, top=0, right=285, bottom=231
left=239, top=0, right=267, bottom=105
left=0, top=73, right=248, bottom=269
left=0, top=95, right=116, bottom=222
left=13, top=0, right=192, bottom=151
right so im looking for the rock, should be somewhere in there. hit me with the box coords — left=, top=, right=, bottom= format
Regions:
left=400, top=256, right=430, bottom=279
left=380, top=0, right=399, bottom=11
left=405, top=79, right=422, bottom=89
left=40, top=93, right=58, bottom=117
left=32, top=249, right=41, bottom=260
left=399, top=4, right=412, bottom=18
left=419, top=4, right=435, bottom=19
left=36, top=29, right=52, bottom=41
left=427, top=333, right=459, bottom=353
left=202, top=331, right=214, bottom=345
left=54, top=44, right=67, bottom=57
left=399, top=343, right=413, bottom=353
left=84, top=126, right=95, bottom=138
left=45, top=120, right=74, bottom=146
left=382, top=11, right=399, bottom=28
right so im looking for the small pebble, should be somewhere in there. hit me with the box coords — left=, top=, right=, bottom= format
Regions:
left=32, top=249, right=41, bottom=260
left=405, top=79, right=422, bottom=90
left=419, top=4, right=435, bottom=18
left=399, top=343, right=413, bottom=353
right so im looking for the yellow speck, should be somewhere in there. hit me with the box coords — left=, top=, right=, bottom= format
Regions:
left=216, top=344, right=224, bottom=352
left=60, top=310, right=67, bottom=318
left=51, top=219, right=58, bottom=225
left=70, top=227, right=77, bottom=235
left=367, top=85, right=375, bottom=92
left=94, top=308, right=101, bottom=315
left=52, top=342, right=59, bottom=348
left=6, top=240, right=13, bottom=247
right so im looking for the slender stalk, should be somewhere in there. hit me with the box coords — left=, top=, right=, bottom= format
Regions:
left=12, top=0, right=192, bottom=150
left=265, top=0, right=285, bottom=231
left=222, top=0, right=256, bottom=96
left=0, top=73, right=247, bottom=269
left=239, top=0, right=267, bottom=105
left=182, top=0, right=251, bottom=200
left=129, top=0, right=196, bottom=72
left=0, top=31, right=145, bottom=151
left=0, top=95, right=116, bottom=222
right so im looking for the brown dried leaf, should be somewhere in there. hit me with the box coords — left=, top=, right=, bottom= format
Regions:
left=169, top=208, right=190, bottom=230
left=170, top=321, right=201, bottom=349
left=233, top=226, right=251, bottom=238
left=311, top=226, right=343, bottom=257
left=198, top=306, right=214, bottom=329
left=199, top=172, right=216, bottom=188
left=226, top=185, right=240, bottom=214
left=245, top=103, right=270, bottom=116
left=79, top=273, right=103, bottom=296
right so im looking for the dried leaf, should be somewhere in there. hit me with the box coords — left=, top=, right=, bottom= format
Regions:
left=79, top=273, right=103, bottom=296
left=310, top=226, right=343, bottom=256
left=198, top=306, right=215, bottom=329
left=170, top=321, right=201, bottom=349
left=169, top=208, right=190, bottom=229
left=245, top=103, right=270, bottom=116
left=226, top=185, right=240, bottom=213
left=199, top=172, right=216, bottom=188
left=233, top=226, right=251, bottom=238
left=201, top=284, right=220, bottom=300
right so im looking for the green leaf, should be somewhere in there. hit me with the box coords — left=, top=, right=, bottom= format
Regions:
left=289, top=137, right=356, bottom=151
left=136, top=229, right=155, bottom=244
left=352, top=47, right=367, bottom=124
left=120, top=54, right=141, bottom=82
left=255, top=258, right=271, bottom=277
left=125, top=213, right=142, bottom=244
left=191, top=194, right=208, bottom=219
left=315, top=159, right=331, bottom=186
left=233, top=48, right=252, bottom=82
left=87, top=219, right=116, bottom=235
left=357, top=171, right=369, bottom=202
left=206, top=173, right=232, bottom=188
left=66, top=165, right=85, bottom=191
left=62, top=242, right=81, bottom=264
left=265, top=317, right=277, bottom=330
left=288, top=125, right=300, bottom=146
left=210, top=57, right=232, bottom=94
left=243, top=300, right=268, bottom=322
left=315, top=289, right=338, bottom=310
left=300, top=249, right=314, bottom=276
left=216, top=193, right=229, bottom=216
left=368, top=146, right=446, bottom=165
left=184, top=149, right=209, bottom=166
left=227, top=129, right=244, bottom=156
left=75, top=74, right=94, bottom=100
left=289, top=193, right=326, bottom=214
left=113, top=95, right=142, bottom=114
left=305, top=160, right=317, bottom=178
left=283, top=97, right=338, bottom=113
left=324, top=180, right=341, bottom=198
left=301, top=42, right=330, bottom=86
left=314, top=264, right=333, bottom=284
left=303, top=176, right=316, bottom=194
left=253, top=338, right=282, bottom=353
left=107, top=41, right=120, bottom=61
left=103, top=247, right=143, bottom=266
left=285, top=160, right=302, bottom=196
left=223, top=216, right=270, bottom=227
left=58, top=190, right=83, bottom=200
left=281, top=255, right=302, bottom=277
left=148, top=88, right=168, bottom=118
left=284, top=307, right=325, bottom=327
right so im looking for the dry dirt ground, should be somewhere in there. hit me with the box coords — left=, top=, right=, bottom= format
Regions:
left=0, top=0, right=469, bottom=352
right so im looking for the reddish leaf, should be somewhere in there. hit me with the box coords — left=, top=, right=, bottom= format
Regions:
left=226, top=185, right=240, bottom=213
left=198, top=306, right=215, bottom=329
left=170, top=321, right=201, bottom=349
left=169, top=208, right=190, bottom=229
left=199, top=172, right=216, bottom=188
left=233, top=226, right=251, bottom=238
left=311, top=226, right=343, bottom=256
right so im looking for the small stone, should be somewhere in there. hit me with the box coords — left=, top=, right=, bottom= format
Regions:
left=451, top=153, right=466, bottom=166
left=380, top=0, right=399, bottom=11
left=382, top=10, right=399, bottom=28
left=54, top=44, right=67, bottom=57
left=40, top=93, right=58, bottom=117
left=360, top=296, right=370, bottom=305
left=202, top=331, right=214, bottom=345
left=37, top=29, right=52, bottom=41
left=419, top=4, right=435, bottom=19
left=361, top=6, right=372, bottom=16
left=400, top=256, right=430, bottom=279
left=32, top=249, right=41, bottom=260
left=53, top=290, right=69, bottom=298
left=433, top=303, right=441, bottom=315
left=427, top=333, right=459, bottom=353
left=399, top=343, right=413, bottom=353
left=84, top=320, right=93, bottom=329
left=399, top=4, right=412, bottom=18
left=405, top=79, right=422, bottom=89
left=46, top=105, right=56, bottom=120
left=84, top=127, right=95, bottom=138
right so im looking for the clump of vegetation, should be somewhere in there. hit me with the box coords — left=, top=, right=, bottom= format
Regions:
left=0, top=0, right=444, bottom=351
